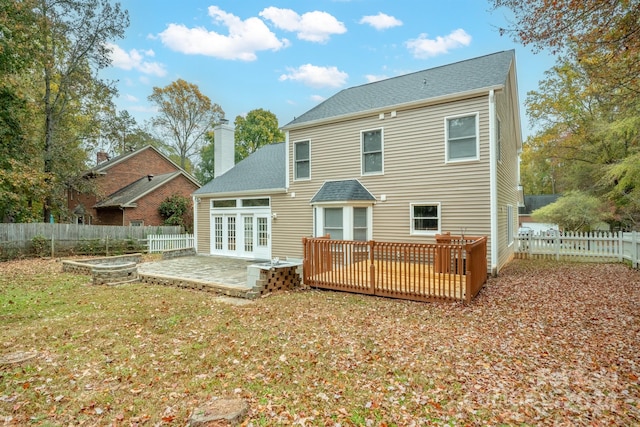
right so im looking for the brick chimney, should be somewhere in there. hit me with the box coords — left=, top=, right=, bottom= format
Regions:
left=96, top=151, right=109, bottom=164
left=214, top=119, right=235, bottom=178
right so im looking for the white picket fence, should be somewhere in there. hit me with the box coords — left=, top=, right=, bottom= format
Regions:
left=148, top=234, right=194, bottom=254
left=515, top=231, right=639, bottom=268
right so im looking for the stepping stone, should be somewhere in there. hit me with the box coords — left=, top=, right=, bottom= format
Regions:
left=187, top=398, right=248, bottom=426
left=0, top=351, right=38, bottom=365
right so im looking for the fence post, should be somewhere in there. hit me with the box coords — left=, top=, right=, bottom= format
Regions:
left=633, top=231, right=638, bottom=269
left=51, top=234, right=55, bottom=258
left=106, top=235, right=109, bottom=256
left=618, top=231, right=623, bottom=262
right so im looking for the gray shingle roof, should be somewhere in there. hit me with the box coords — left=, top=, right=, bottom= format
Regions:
left=95, top=172, right=181, bottom=208
left=194, top=142, right=286, bottom=196
left=283, top=50, right=515, bottom=128
left=310, top=179, right=376, bottom=203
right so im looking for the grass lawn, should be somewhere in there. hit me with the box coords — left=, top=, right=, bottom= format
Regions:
left=1, top=257, right=639, bottom=426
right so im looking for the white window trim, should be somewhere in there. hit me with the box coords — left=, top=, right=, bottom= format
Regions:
left=410, top=202, right=441, bottom=236
left=293, top=139, right=311, bottom=181
left=360, top=128, right=384, bottom=176
left=444, top=112, right=480, bottom=163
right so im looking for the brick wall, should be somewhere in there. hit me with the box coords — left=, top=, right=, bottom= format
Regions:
left=123, top=174, right=200, bottom=226
left=99, top=147, right=179, bottom=197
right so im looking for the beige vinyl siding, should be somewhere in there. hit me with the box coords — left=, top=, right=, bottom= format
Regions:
left=270, top=192, right=308, bottom=259
left=279, top=95, right=494, bottom=263
left=495, top=63, right=521, bottom=270
left=195, top=196, right=211, bottom=254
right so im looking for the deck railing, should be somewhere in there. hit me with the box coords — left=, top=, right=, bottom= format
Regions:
left=302, top=235, right=488, bottom=304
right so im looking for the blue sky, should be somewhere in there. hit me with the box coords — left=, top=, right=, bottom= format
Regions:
left=103, top=0, right=557, bottom=140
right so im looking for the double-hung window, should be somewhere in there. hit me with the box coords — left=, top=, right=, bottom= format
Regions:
left=446, top=113, right=479, bottom=162
left=353, top=207, right=368, bottom=241
left=294, top=140, right=310, bottom=180
left=410, top=203, right=441, bottom=235
left=324, top=208, right=344, bottom=240
left=361, top=129, right=383, bottom=175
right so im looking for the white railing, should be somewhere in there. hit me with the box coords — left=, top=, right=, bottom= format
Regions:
left=515, top=231, right=639, bottom=268
left=147, top=234, right=194, bottom=254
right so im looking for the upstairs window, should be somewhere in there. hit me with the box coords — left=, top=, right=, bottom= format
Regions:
left=294, top=140, right=310, bottom=180
left=446, top=114, right=479, bottom=162
left=361, top=129, right=383, bottom=175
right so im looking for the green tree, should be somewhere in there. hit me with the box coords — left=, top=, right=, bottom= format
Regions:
left=31, top=0, right=129, bottom=222
left=532, top=191, right=610, bottom=232
left=148, top=79, right=224, bottom=169
left=194, top=135, right=215, bottom=184
left=158, top=194, right=193, bottom=232
left=234, top=108, right=284, bottom=162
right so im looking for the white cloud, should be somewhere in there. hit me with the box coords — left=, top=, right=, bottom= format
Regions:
left=129, top=104, right=158, bottom=114
left=364, top=74, right=388, bottom=83
left=260, top=7, right=346, bottom=43
left=106, top=43, right=167, bottom=77
left=310, top=94, right=326, bottom=102
left=279, top=64, right=348, bottom=88
left=359, top=13, right=402, bottom=30
left=157, top=6, right=289, bottom=61
left=124, top=94, right=139, bottom=102
left=405, top=29, right=472, bottom=59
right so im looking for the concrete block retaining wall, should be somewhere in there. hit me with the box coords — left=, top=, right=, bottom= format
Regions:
left=62, top=254, right=142, bottom=275
left=62, top=254, right=142, bottom=285
left=161, top=247, right=196, bottom=260
left=92, top=263, right=138, bottom=285
left=138, top=273, right=254, bottom=299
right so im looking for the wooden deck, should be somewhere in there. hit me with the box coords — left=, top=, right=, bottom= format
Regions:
left=303, top=235, right=487, bottom=303
left=308, top=259, right=467, bottom=302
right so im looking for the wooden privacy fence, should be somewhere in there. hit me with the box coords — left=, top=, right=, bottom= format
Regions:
left=515, top=231, right=640, bottom=268
left=148, top=234, right=194, bottom=253
left=302, top=234, right=488, bottom=304
left=0, top=223, right=182, bottom=259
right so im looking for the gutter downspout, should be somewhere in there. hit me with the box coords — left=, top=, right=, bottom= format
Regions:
left=192, top=195, right=198, bottom=253
left=489, top=90, right=498, bottom=276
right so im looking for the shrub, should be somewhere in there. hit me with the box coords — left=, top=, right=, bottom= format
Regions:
left=31, top=235, right=49, bottom=257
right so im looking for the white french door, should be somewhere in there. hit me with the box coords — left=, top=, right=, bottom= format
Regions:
left=211, top=212, right=270, bottom=259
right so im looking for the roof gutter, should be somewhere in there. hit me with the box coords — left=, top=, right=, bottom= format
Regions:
left=194, top=187, right=288, bottom=199
left=283, top=85, right=504, bottom=131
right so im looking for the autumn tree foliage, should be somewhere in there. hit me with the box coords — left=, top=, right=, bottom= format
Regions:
left=492, top=0, right=639, bottom=97
left=148, top=79, right=225, bottom=170
left=234, top=108, right=284, bottom=162
left=493, top=0, right=640, bottom=230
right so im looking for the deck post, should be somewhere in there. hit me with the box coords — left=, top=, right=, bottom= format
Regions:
left=369, top=240, right=376, bottom=294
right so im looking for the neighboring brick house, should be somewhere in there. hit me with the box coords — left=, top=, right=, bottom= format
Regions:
left=68, top=145, right=200, bottom=226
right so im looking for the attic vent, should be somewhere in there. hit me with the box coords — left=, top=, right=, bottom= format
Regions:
left=147, top=174, right=154, bottom=181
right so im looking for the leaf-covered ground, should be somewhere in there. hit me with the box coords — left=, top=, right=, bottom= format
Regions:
left=0, top=258, right=639, bottom=426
